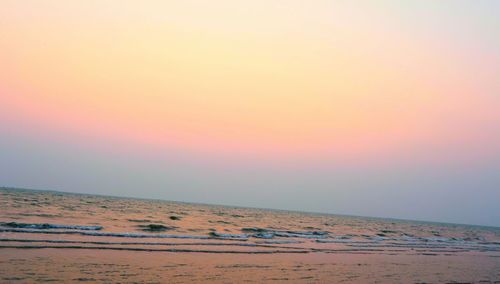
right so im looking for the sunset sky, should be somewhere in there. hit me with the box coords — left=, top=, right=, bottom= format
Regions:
left=1, top=1, right=499, bottom=226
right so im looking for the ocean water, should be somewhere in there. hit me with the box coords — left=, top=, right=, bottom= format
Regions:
left=0, top=188, right=499, bottom=283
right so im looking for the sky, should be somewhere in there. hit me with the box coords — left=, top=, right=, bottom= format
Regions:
left=1, top=1, right=499, bottom=227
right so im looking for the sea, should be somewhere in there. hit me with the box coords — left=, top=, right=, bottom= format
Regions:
left=0, top=187, right=499, bottom=283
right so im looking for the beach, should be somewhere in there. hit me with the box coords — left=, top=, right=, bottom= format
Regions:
left=1, top=188, right=499, bottom=283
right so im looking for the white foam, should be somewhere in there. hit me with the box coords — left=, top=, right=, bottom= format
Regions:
left=209, top=232, right=249, bottom=239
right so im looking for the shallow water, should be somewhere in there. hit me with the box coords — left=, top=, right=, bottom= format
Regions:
left=1, top=188, right=499, bottom=283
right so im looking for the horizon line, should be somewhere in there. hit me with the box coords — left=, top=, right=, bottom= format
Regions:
left=1, top=185, right=498, bottom=229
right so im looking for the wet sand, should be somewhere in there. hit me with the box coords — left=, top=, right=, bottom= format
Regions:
left=1, top=249, right=499, bottom=283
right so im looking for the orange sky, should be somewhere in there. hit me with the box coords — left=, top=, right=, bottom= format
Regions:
left=1, top=1, right=499, bottom=162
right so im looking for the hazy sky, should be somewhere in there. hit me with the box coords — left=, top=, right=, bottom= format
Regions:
left=1, top=1, right=499, bottom=226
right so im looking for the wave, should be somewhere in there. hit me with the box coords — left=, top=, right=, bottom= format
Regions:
left=0, top=238, right=306, bottom=250
left=0, top=222, right=103, bottom=231
left=241, top=228, right=329, bottom=239
left=315, top=236, right=500, bottom=252
left=1, top=237, right=497, bottom=254
left=0, top=245, right=310, bottom=254
left=209, top=232, right=250, bottom=240
left=2, top=228, right=497, bottom=253
left=0, top=228, right=211, bottom=239
left=0, top=227, right=329, bottom=241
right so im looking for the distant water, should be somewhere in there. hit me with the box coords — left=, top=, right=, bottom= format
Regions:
left=0, top=187, right=499, bottom=283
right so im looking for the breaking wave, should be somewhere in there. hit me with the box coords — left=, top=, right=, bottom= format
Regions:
left=0, top=222, right=103, bottom=231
